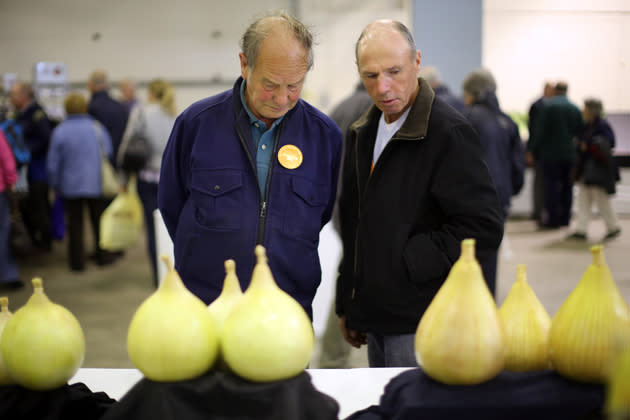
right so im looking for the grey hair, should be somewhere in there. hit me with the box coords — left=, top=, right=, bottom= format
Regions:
left=418, top=66, right=441, bottom=86
left=584, top=98, right=603, bottom=119
left=355, top=20, right=417, bottom=63
left=462, top=68, right=496, bottom=101
left=240, top=10, right=314, bottom=71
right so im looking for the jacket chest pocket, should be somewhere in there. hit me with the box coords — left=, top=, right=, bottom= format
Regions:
left=284, top=177, right=328, bottom=242
left=191, top=170, right=243, bottom=231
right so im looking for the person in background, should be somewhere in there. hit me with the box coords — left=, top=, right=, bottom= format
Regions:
left=336, top=20, right=503, bottom=367
left=8, top=82, right=53, bottom=252
left=318, top=80, right=372, bottom=369
left=462, top=68, right=525, bottom=296
left=47, top=93, right=117, bottom=271
left=0, top=128, right=21, bottom=289
left=527, top=81, right=582, bottom=229
left=158, top=10, right=342, bottom=318
left=527, top=81, right=555, bottom=222
left=118, top=78, right=139, bottom=113
left=567, top=98, right=621, bottom=241
left=121, top=79, right=177, bottom=287
left=88, top=70, right=129, bottom=168
left=418, top=65, right=465, bottom=112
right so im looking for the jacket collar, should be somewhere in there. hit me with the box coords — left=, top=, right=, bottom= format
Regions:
left=351, top=77, right=435, bottom=141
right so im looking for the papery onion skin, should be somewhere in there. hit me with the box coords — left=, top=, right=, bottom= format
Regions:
left=208, top=259, right=243, bottom=337
left=221, top=246, right=314, bottom=383
left=127, top=255, right=219, bottom=382
left=415, top=239, right=505, bottom=385
left=499, top=264, right=551, bottom=372
left=1, top=278, right=85, bottom=391
left=549, top=245, right=630, bottom=383
left=0, top=297, right=14, bottom=385
left=605, top=334, right=630, bottom=418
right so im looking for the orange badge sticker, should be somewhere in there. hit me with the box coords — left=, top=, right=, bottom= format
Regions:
left=278, top=144, right=303, bottom=169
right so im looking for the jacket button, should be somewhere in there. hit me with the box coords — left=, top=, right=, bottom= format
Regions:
left=214, top=185, right=220, bottom=190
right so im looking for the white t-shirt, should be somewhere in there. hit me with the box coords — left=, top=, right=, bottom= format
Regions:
left=372, top=108, right=411, bottom=165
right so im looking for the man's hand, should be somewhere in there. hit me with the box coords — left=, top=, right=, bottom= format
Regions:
left=525, top=151, right=535, bottom=167
left=339, top=315, right=367, bottom=348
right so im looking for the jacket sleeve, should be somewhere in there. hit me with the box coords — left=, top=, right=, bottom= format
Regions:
left=26, top=110, right=52, bottom=157
left=0, top=130, right=17, bottom=188
left=403, top=123, right=504, bottom=284
left=158, top=115, right=190, bottom=241
left=509, top=121, right=526, bottom=196
left=46, top=129, right=61, bottom=191
left=321, top=125, right=343, bottom=229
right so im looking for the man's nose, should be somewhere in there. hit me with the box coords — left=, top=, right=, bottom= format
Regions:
left=274, top=87, right=290, bottom=106
left=376, top=75, right=390, bottom=94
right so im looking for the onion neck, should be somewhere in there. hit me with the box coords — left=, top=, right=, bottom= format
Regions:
left=590, top=245, right=605, bottom=266
left=516, top=264, right=527, bottom=283
left=461, top=239, right=476, bottom=261
left=0, top=297, right=8, bottom=313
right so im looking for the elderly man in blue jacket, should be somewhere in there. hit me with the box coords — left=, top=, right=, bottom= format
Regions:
left=158, top=10, right=342, bottom=319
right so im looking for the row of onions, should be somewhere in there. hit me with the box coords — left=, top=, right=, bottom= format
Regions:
left=416, top=240, right=630, bottom=416
left=0, top=241, right=627, bottom=416
left=0, top=245, right=314, bottom=389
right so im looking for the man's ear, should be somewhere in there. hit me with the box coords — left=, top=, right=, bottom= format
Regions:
left=239, top=53, right=248, bottom=80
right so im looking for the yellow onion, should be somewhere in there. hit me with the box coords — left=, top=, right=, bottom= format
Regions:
left=549, top=245, right=630, bottom=383
left=498, top=264, right=551, bottom=372
left=0, top=278, right=85, bottom=390
left=222, top=245, right=314, bottom=382
left=0, top=297, right=13, bottom=385
left=127, top=255, right=219, bottom=382
left=208, top=259, right=243, bottom=336
left=605, top=322, right=630, bottom=419
left=415, top=238, right=504, bottom=385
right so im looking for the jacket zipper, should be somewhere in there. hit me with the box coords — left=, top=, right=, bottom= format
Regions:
left=235, top=119, right=268, bottom=245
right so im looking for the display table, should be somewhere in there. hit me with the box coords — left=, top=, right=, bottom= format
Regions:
left=70, top=367, right=412, bottom=419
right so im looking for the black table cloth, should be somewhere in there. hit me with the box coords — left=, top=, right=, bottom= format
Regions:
left=346, top=368, right=605, bottom=420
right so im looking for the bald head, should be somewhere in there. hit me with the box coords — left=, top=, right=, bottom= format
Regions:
left=355, top=20, right=417, bottom=64
left=88, top=70, right=108, bottom=93
left=240, top=10, right=313, bottom=72
left=9, top=82, right=34, bottom=111
left=119, top=78, right=137, bottom=102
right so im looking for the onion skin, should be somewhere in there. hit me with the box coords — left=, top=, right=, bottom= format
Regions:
left=549, top=245, right=630, bottom=383
left=127, top=255, right=219, bottom=382
left=605, top=336, right=630, bottom=418
left=221, top=245, right=314, bottom=382
left=0, top=278, right=85, bottom=391
left=208, top=259, right=243, bottom=337
left=498, top=264, right=551, bottom=372
left=415, top=239, right=505, bottom=385
left=0, top=297, right=14, bottom=385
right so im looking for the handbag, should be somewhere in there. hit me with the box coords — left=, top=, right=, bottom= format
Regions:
left=94, top=122, right=120, bottom=198
left=117, top=107, right=151, bottom=173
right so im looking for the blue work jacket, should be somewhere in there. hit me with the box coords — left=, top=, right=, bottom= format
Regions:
left=158, top=78, right=342, bottom=318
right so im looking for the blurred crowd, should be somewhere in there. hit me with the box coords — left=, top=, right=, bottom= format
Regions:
left=0, top=71, right=176, bottom=290
left=0, top=67, right=622, bottom=297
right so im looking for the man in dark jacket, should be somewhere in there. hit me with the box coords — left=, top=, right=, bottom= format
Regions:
left=336, top=20, right=504, bottom=367
left=158, top=11, right=342, bottom=319
left=9, top=82, right=53, bottom=251
left=462, top=69, right=525, bottom=296
left=88, top=70, right=129, bottom=166
left=527, top=82, right=582, bottom=228
left=418, top=66, right=466, bottom=113
left=526, top=82, right=555, bottom=222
